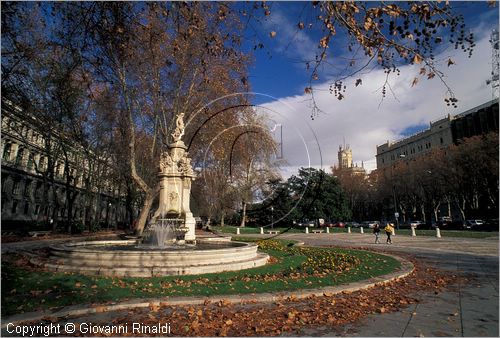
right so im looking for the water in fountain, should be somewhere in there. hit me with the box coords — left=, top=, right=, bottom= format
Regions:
left=142, top=218, right=186, bottom=248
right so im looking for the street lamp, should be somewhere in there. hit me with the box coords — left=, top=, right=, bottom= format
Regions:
left=106, top=202, right=112, bottom=230
left=270, top=206, right=274, bottom=229
left=392, top=154, right=406, bottom=230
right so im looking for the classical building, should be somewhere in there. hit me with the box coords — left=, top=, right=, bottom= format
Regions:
left=1, top=99, right=129, bottom=230
left=376, top=99, right=499, bottom=169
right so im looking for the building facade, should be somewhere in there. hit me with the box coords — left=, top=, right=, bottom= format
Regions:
left=1, top=99, right=130, bottom=231
left=376, top=99, right=499, bottom=169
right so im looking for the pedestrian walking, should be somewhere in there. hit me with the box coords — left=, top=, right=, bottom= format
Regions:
left=373, top=223, right=381, bottom=244
left=384, top=223, right=394, bottom=244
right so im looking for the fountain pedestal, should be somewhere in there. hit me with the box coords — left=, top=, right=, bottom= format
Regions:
left=150, top=113, right=197, bottom=243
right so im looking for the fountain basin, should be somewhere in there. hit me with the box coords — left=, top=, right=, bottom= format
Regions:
left=43, top=239, right=269, bottom=277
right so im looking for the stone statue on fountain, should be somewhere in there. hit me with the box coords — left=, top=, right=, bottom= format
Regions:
left=149, top=113, right=197, bottom=244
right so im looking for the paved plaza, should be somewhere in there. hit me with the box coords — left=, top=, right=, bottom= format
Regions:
left=271, top=232, right=499, bottom=336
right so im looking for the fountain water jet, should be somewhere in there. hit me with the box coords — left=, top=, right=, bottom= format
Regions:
left=142, top=218, right=188, bottom=248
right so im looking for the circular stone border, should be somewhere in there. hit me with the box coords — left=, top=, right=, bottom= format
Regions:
left=38, top=239, right=269, bottom=277
left=4, top=251, right=413, bottom=326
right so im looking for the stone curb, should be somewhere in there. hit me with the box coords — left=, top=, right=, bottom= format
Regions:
left=1, top=253, right=413, bottom=327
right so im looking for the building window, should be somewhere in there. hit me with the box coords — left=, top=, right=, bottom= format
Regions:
left=34, top=204, right=40, bottom=216
left=2, top=143, right=12, bottom=161
left=24, top=180, right=32, bottom=196
left=11, top=200, right=18, bottom=214
left=1, top=176, right=8, bottom=193
left=15, top=147, right=24, bottom=166
left=39, top=156, right=46, bottom=171
left=27, top=153, right=35, bottom=170
left=35, top=182, right=43, bottom=199
left=24, top=202, right=30, bottom=215
left=440, top=137, right=443, bottom=144
left=12, top=180, right=21, bottom=195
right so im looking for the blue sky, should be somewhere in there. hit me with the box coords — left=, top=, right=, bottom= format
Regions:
left=243, top=1, right=499, bottom=175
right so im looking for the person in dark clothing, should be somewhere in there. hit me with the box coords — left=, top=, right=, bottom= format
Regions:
left=373, top=223, right=381, bottom=244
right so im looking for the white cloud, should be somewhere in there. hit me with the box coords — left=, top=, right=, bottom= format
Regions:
left=260, top=33, right=495, bottom=176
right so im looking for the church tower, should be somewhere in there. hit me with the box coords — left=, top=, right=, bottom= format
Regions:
left=338, top=145, right=353, bottom=169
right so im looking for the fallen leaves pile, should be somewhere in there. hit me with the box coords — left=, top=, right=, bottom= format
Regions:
left=257, top=239, right=361, bottom=275
left=48, top=255, right=469, bottom=337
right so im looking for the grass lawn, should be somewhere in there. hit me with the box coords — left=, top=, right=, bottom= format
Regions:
left=1, top=239, right=400, bottom=317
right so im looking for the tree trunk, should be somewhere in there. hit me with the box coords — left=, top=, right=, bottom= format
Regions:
left=134, top=190, right=156, bottom=236
left=126, top=184, right=135, bottom=228
left=240, top=201, right=247, bottom=227
left=220, top=211, right=225, bottom=227
left=455, top=197, right=466, bottom=221
left=431, top=199, right=440, bottom=222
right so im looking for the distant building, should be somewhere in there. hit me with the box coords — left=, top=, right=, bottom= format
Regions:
left=335, top=144, right=366, bottom=175
left=376, top=99, right=499, bottom=169
left=338, top=145, right=353, bottom=169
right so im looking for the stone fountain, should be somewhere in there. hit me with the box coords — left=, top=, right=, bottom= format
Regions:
left=41, top=113, right=269, bottom=277
left=145, top=112, right=196, bottom=245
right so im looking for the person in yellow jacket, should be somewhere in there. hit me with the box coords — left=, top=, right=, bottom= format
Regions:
left=384, top=223, right=394, bottom=244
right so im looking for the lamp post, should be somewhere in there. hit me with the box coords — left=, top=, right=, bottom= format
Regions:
left=106, top=202, right=111, bottom=230
left=392, top=154, right=405, bottom=230
left=270, top=206, right=274, bottom=229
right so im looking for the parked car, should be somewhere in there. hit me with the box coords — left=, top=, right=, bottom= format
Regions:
left=401, top=220, right=425, bottom=229
left=464, top=219, right=483, bottom=230
left=297, top=220, right=315, bottom=227
left=484, top=218, right=499, bottom=231
left=334, top=221, right=346, bottom=228
left=432, top=219, right=465, bottom=230
left=346, top=221, right=361, bottom=228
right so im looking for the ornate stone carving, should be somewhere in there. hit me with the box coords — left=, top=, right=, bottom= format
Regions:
left=178, top=156, right=194, bottom=176
left=159, top=152, right=173, bottom=172
left=168, top=191, right=178, bottom=204
left=171, top=113, right=185, bottom=142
